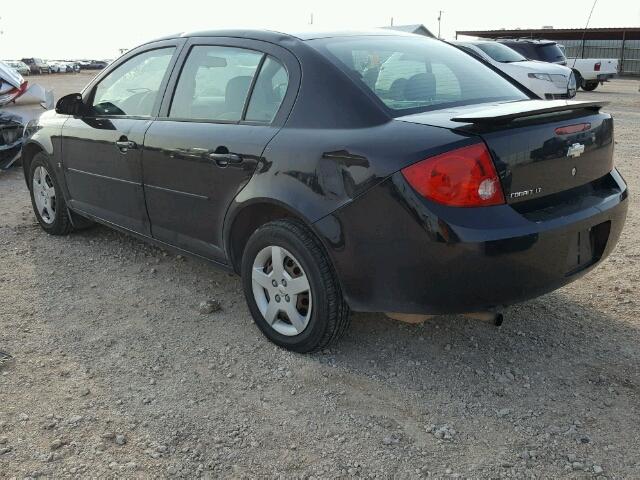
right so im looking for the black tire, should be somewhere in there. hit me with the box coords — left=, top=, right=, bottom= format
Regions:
left=29, top=153, right=73, bottom=235
left=582, top=81, right=598, bottom=91
left=241, top=218, right=350, bottom=353
left=573, top=70, right=583, bottom=90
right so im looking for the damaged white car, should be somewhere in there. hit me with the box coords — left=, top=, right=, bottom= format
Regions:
left=0, top=61, right=29, bottom=106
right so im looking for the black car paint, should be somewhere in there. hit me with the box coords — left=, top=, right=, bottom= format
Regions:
left=22, top=29, right=628, bottom=315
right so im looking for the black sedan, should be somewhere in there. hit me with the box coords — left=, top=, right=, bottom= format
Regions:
left=21, top=29, right=628, bottom=352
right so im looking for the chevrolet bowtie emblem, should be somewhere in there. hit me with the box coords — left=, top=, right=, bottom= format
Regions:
left=567, top=143, right=585, bottom=158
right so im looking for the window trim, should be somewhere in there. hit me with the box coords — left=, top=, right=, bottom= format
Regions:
left=157, top=36, right=300, bottom=128
left=81, top=39, right=186, bottom=121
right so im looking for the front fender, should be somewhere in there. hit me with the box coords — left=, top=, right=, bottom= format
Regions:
left=21, top=111, right=68, bottom=191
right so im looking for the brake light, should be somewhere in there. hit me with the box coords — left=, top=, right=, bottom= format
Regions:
left=555, top=123, right=591, bottom=135
left=594, top=62, right=601, bottom=71
left=401, top=143, right=504, bottom=207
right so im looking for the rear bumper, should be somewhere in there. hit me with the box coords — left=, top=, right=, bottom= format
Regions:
left=314, top=170, right=628, bottom=314
left=597, top=73, right=616, bottom=82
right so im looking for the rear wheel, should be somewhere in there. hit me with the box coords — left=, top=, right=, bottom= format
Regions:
left=29, top=153, right=73, bottom=235
left=582, top=81, right=598, bottom=91
left=241, top=218, right=350, bottom=353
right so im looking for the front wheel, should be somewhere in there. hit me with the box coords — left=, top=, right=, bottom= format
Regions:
left=241, top=219, right=350, bottom=353
left=29, top=153, right=73, bottom=235
left=582, top=81, right=598, bottom=91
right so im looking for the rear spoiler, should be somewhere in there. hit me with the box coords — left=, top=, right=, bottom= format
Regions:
left=451, top=100, right=607, bottom=124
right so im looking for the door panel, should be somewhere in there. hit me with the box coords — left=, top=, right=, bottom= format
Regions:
left=142, top=121, right=271, bottom=261
left=62, top=45, right=179, bottom=234
left=63, top=117, right=151, bottom=232
left=142, top=40, right=295, bottom=262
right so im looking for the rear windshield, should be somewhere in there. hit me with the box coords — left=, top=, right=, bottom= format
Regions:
left=474, top=42, right=526, bottom=63
left=535, top=43, right=566, bottom=63
left=309, top=36, right=528, bottom=116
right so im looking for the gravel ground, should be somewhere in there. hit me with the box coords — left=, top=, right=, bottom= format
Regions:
left=1, top=75, right=639, bottom=479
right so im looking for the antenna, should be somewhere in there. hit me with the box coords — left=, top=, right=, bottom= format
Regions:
left=580, top=0, right=598, bottom=58
left=437, top=10, right=444, bottom=38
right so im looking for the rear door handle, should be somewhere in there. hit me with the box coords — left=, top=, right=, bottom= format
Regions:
left=115, top=139, right=138, bottom=152
left=208, top=152, right=243, bottom=167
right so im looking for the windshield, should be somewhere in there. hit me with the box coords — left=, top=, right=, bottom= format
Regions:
left=310, top=36, right=528, bottom=116
left=474, top=42, right=526, bottom=63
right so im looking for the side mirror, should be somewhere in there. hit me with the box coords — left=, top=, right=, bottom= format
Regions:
left=55, top=93, right=84, bottom=116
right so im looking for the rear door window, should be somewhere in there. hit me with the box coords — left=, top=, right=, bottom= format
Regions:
left=245, top=56, right=289, bottom=123
left=170, top=46, right=263, bottom=122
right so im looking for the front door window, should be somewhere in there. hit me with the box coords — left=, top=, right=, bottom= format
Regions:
left=91, top=48, right=175, bottom=117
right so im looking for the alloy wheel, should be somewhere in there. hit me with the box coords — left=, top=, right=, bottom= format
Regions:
left=251, top=245, right=312, bottom=336
left=32, top=165, right=56, bottom=224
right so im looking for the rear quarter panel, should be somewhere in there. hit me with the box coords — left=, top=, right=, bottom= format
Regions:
left=227, top=119, right=479, bottom=225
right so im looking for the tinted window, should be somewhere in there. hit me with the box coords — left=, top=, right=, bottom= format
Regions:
left=535, top=44, right=566, bottom=63
left=245, top=56, right=289, bottom=123
left=311, top=36, right=528, bottom=115
left=92, top=48, right=174, bottom=117
left=501, top=42, right=566, bottom=63
left=170, top=46, right=263, bottom=121
left=474, top=43, right=526, bottom=63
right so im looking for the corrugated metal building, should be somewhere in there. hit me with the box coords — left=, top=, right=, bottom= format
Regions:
left=455, top=28, right=640, bottom=75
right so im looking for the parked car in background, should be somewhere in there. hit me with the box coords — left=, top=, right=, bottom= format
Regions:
left=46, top=60, right=64, bottom=73
left=451, top=40, right=576, bottom=99
left=496, top=39, right=566, bottom=64
left=90, top=60, right=109, bottom=69
left=564, top=56, right=618, bottom=91
left=496, top=39, right=618, bottom=91
left=21, top=58, right=50, bottom=74
left=74, top=60, right=108, bottom=70
left=57, top=61, right=80, bottom=73
left=3, top=60, right=31, bottom=76
left=22, top=29, right=627, bottom=352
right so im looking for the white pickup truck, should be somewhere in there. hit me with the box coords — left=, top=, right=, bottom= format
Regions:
left=497, top=39, right=618, bottom=91
left=565, top=57, right=619, bottom=91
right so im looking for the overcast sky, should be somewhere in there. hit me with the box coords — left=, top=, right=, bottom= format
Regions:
left=1, top=0, right=638, bottom=59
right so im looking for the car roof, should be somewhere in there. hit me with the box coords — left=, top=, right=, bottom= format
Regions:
left=146, top=27, right=415, bottom=45
left=498, top=38, right=557, bottom=45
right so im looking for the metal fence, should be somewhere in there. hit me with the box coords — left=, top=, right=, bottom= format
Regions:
left=553, top=39, right=640, bottom=75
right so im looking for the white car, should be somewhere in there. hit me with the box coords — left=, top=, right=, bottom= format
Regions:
left=46, top=61, right=62, bottom=73
left=452, top=41, right=576, bottom=100
left=496, top=39, right=617, bottom=92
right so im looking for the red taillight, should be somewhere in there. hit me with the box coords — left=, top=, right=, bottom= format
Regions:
left=594, top=62, right=601, bottom=72
left=401, top=143, right=504, bottom=207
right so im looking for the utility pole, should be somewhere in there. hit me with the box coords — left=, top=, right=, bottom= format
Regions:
left=437, top=10, right=444, bottom=38
left=390, top=17, right=394, bottom=26
left=309, top=13, right=314, bottom=25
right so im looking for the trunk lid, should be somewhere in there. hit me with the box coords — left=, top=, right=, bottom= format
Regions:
left=397, top=100, right=614, bottom=204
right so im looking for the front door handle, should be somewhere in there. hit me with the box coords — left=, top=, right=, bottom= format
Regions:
left=208, top=152, right=243, bottom=167
left=115, top=139, right=138, bottom=152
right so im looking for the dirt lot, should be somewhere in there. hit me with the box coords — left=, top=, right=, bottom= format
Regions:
left=1, top=74, right=639, bottom=479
